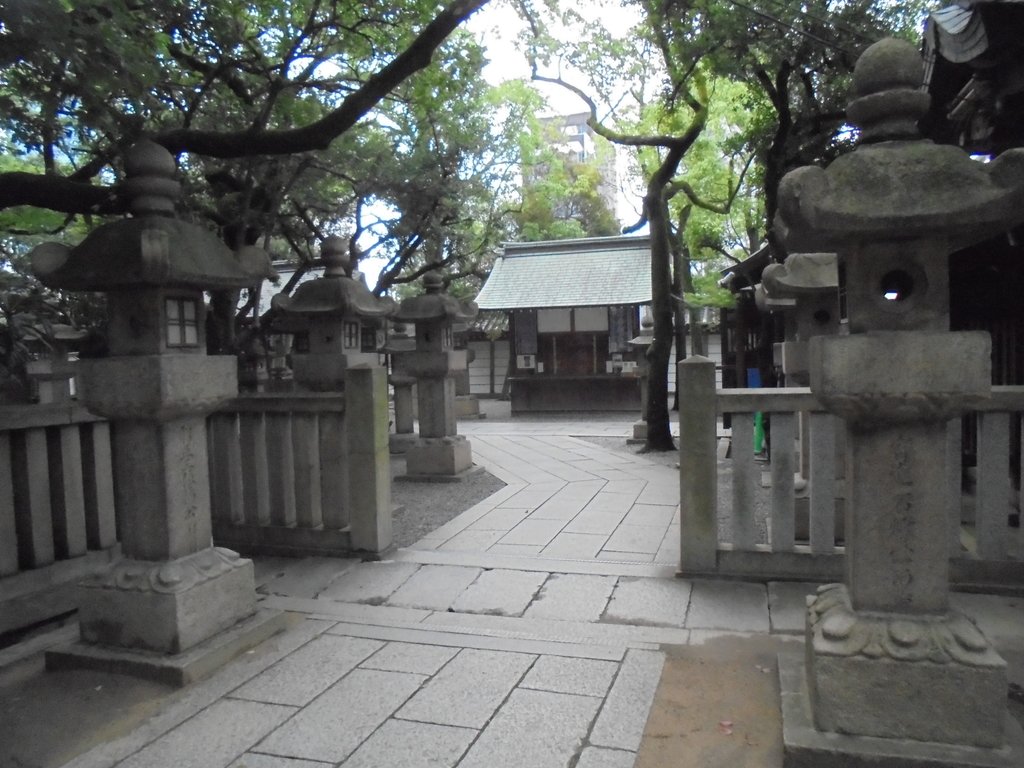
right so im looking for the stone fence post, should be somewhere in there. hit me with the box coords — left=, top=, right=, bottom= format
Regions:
left=346, top=366, right=392, bottom=552
left=678, top=355, right=718, bottom=573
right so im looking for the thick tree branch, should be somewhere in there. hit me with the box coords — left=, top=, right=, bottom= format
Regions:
left=0, top=0, right=490, bottom=214
left=156, top=0, right=490, bottom=158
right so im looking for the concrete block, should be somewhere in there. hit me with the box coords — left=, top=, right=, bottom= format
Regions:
left=396, top=648, right=535, bottom=729
left=457, top=688, right=601, bottom=768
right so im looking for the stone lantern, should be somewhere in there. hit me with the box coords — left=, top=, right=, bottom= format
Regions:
left=24, top=323, right=88, bottom=404
left=394, top=272, right=478, bottom=478
left=271, top=236, right=395, bottom=392
left=775, top=40, right=1024, bottom=764
left=384, top=321, right=419, bottom=454
left=761, top=254, right=843, bottom=536
left=31, top=140, right=282, bottom=683
left=626, top=306, right=655, bottom=443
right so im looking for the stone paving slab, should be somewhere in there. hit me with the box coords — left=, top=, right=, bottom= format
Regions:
left=498, top=517, right=567, bottom=546
left=60, top=618, right=333, bottom=768
left=541, top=532, right=607, bottom=559
left=450, top=568, right=548, bottom=616
left=322, top=620, right=629, bottom=661
left=951, top=592, right=1024, bottom=652
left=255, top=556, right=360, bottom=599
left=603, top=524, right=668, bottom=555
left=564, top=508, right=631, bottom=536
left=340, top=718, right=476, bottom=768
left=395, top=648, right=535, bottom=729
left=118, top=698, right=296, bottom=768
left=317, top=561, right=420, bottom=604
left=422, top=610, right=687, bottom=648
left=228, top=754, right=328, bottom=768
left=391, top=547, right=677, bottom=579
left=488, top=543, right=544, bottom=556
left=576, top=746, right=637, bottom=768
left=622, top=503, right=677, bottom=528
left=387, top=565, right=483, bottom=611
left=590, top=649, right=666, bottom=752
left=603, top=576, right=692, bottom=628
left=456, top=688, right=601, bottom=768
left=259, top=595, right=431, bottom=626
left=520, top=655, right=619, bottom=697
left=437, top=529, right=506, bottom=551
left=466, top=507, right=532, bottom=530
left=360, top=641, right=459, bottom=675
left=524, top=573, right=617, bottom=623
left=231, top=634, right=383, bottom=707
left=686, top=580, right=770, bottom=632
left=257, top=668, right=425, bottom=763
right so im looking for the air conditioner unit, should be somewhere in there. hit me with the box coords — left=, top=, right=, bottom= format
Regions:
left=517, top=354, right=535, bottom=369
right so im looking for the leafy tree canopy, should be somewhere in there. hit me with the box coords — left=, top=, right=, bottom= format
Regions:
left=0, top=0, right=506, bottom=296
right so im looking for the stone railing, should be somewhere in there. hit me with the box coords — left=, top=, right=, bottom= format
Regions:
left=678, top=357, right=1024, bottom=588
left=0, top=402, right=119, bottom=636
left=208, top=367, right=391, bottom=557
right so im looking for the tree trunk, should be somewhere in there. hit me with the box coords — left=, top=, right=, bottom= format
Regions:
left=644, top=189, right=676, bottom=451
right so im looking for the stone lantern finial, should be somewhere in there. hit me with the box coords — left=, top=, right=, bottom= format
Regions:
left=423, top=271, right=444, bottom=293
left=846, top=38, right=929, bottom=144
left=122, top=139, right=180, bottom=217
left=322, top=236, right=351, bottom=277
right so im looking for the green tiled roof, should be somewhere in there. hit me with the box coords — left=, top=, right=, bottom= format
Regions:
left=475, top=235, right=652, bottom=310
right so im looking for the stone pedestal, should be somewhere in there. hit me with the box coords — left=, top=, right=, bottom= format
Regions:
left=406, top=435, right=473, bottom=479
left=389, top=374, right=419, bottom=454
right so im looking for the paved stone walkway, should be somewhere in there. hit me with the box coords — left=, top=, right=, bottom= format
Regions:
left=52, top=409, right=1024, bottom=768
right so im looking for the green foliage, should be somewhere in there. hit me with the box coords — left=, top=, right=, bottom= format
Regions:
left=0, top=0, right=508, bottom=299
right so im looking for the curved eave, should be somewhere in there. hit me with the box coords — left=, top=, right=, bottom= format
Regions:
left=36, top=217, right=271, bottom=291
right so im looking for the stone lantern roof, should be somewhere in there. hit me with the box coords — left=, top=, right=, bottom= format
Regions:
left=31, top=140, right=274, bottom=291
left=775, top=38, right=1024, bottom=252
left=394, top=272, right=478, bottom=323
left=270, top=237, right=397, bottom=319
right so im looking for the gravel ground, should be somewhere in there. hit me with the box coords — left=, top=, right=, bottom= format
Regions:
left=389, top=454, right=506, bottom=548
